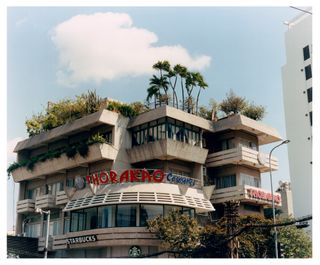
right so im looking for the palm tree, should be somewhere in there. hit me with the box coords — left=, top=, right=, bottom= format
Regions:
left=165, top=69, right=178, bottom=108
left=173, top=64, right=188, bottom=110
left=146, top=84, right=160, bottom=108
left=152, top=61, right=171, bottom=105
left=195, top=73, right=208, bottom=114
left=148, top=75, right=169, bottom=106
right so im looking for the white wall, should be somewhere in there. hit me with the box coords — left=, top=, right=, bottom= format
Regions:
left=282, top=12, right=312, bottom=221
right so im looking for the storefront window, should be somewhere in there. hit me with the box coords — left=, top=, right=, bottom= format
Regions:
left=98, top=205, right=116, bottom=228
left=164, top=205, right=182, bottom=216
left=116, top=204, right=138, bottom=227
left=140, top=204, right=163, bottom=226
left=84, top=207, right=98, bottom=230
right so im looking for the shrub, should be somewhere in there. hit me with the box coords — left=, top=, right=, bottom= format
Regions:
left=65, top=146, right=77, bottom=159
left=242, top=103, right=266, bottom=121
left=78, top=142, right=89, bottom=158
left=220, top=90, right=247, bottom=115
left=89, top=133, right=106, bottom=144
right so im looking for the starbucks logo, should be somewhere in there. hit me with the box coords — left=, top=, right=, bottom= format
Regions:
left=129, top=246, right=142, bottom=257
left=75, top=176, right=85, bottom=190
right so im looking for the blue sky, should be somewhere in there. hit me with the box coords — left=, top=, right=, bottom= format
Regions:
left=6, top=6, right=304, bottom=231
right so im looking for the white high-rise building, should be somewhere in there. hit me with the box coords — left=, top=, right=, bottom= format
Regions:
left=282, top=9, right=312, bottom=224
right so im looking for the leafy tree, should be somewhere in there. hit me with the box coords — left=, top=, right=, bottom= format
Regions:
left=147, top=210, right=202, bottom=257
left=242, top=102, right=266, bottom=121
left=219, top=90, right=247, bottom=115
left=278, top=225, right=312, bottom=258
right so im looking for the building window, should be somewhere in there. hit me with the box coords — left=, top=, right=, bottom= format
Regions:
left=215, top=175, right=236, bottom=189
left=309, top=111, right=312, bottom=126
left=307, top=87, right=312, bottom=103
left=25, top=223, right=41, bottom=237
left=240, top=173, right=260, bottom=188
left=84, top=207, right=98, bottom=230
left=303, top=45, right=310, bottom=61
left=116, top=204, right=138, bottom=227
left=305, top=65, right=312, bottom=80
left=243, top=204, right=261, bottom=212
left=98, top=205, right=116, bottom=228
left=140, top=204, right=163, bottom=226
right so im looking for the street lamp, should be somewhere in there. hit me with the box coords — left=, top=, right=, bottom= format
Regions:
left=35, top=208, right=51, bottom=259
left=268, top=139, right=290, bottom=258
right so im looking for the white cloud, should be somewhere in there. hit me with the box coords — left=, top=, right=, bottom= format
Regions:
left=7, top=137, right=23, bottom=163
left=51, top=12, right=211, bottom=86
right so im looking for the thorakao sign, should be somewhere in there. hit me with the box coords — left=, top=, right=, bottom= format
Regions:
left=84, top=169, right=195, bottom=187
left=66, top=235, right=97, bottom=245
left=247, top=188, right=281, bottom=204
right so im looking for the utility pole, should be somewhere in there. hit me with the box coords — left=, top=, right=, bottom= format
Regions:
left=224, top=200, right=240, bottom=258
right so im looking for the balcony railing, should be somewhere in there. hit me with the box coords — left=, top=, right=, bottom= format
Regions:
left=127, top=138, right=208, bottom=164
left=211, top=184, right=281, bottom=206
left=35, top=194, right=56, bottom=209
left=206, top=146, right=278, bottom=172
left=12, top=143, right=118, bottom=182
left=16, top=199, right=35, bottom=213
left=56, top=190, right=69, bottom=205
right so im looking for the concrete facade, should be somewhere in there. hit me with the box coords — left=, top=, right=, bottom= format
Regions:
left=282, top=10, right=312, bottom=222
left=12, top=105, right=283, bottom=258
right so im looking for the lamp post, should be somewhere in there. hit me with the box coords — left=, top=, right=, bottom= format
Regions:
left=35, top=208, right=51, bottom=258
left=268, top=140, right=290, bottom=258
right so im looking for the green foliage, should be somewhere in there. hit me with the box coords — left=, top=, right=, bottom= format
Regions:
left=78, top=142, right=89, bottom=158
left=147, top=210, right=202, bottom=257
left=65, top=146, right=77, bottom=159
left=278, top=225, right=312, bottom=258
left=220, top=90, right=247, bottom=115
left=25, top=90, right=106, bottom=137
left=242, top=102, right=266, bottom=121
left=106, top=101, right=139, bottom=118
left=89, top=133, right=106, bottom=144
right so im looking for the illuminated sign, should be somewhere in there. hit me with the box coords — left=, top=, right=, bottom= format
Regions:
left=66, top=235, right=97, bottom=245
left=247, top=188, right=281, bottom=204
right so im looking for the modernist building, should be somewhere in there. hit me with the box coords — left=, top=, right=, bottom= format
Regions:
left=282, top=9, right=312, bottom=223
left=12, top=104, right=282, bottom=258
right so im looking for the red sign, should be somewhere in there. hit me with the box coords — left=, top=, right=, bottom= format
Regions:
left=86, top=169, right=165, bottom=185
left=247, top=188, right=281, bottom=204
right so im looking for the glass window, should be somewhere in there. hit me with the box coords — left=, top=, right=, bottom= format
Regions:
left=309, top=111, right=312, bottom=126
left=70, top=210, right=86, bottom=232
left=307, top=87, right=312, bottom=103
left=25, top=223, right=41, bottom=237
left=240, top=173, right=260, bottom=187
left=181, top=207, right=195, bottom=218
left=66, top=178, right=74, bottom=188
left=140, top=205, right=163, bottom=226
left=116, top=204, right=138, bottom=227
left=84, top=207, right=98, bottom=230
left=164, top=205, right=182, bottom=216
left=305, top=65, right=312, bottom=80
left=215, top=175, right=236, bottom=189
left=303, top=45, right=310, bottom=60
left=98, top=205, right=116, bottom=228
left=64, top=212, right=70, bottom=233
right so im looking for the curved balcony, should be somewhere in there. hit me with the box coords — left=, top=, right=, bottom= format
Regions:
left=206, top=146, right=278, bottom=172
left=211, top=185, right=281, bottom=206
left=12, top=143, right=118, bottom=182
left=127, top=138, right=208, bottom=164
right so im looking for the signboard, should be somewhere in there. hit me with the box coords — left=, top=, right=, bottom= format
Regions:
left=247, top=188, right=281, bottom=204
left=85, top=169, right=196, bottom=187
left=66, top=235, right=97, bottom=245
